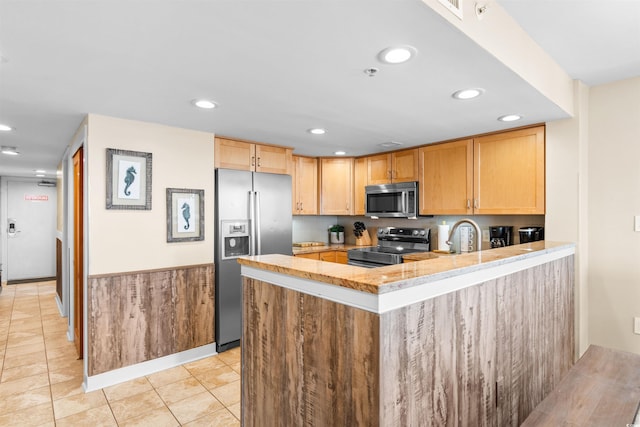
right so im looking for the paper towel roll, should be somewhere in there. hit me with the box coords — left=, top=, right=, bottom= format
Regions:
left=437, top=223, right=450, bottom=251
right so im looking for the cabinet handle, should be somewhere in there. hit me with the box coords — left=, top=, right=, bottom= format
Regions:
left=251, top=156, right=255, bottom=166
left=466, top=199, right=471, bottom=209
left=474, top=198, right=479, bottom=209
left=257, top=157, right=261, bottom=167
left=300, top=202, right=303, bottom=211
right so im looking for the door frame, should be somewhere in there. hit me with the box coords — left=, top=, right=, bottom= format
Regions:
left=63, top=125, right=88, bottom=366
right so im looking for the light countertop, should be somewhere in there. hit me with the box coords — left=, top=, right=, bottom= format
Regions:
left=292, top=244, right=364, bottom=255
left=239, top=241, right=575, bottom=294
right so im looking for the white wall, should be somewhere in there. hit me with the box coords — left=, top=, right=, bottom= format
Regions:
left=587, top=76, right=640, bottom=353
left=545, top=80, right=590, bottom=355
left=86, top=115, right=215, bottom=275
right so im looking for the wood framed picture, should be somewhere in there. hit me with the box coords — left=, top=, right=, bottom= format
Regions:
left=106, top=148, right=152, bottom=210
left=166, top=188, right=204, bottom=242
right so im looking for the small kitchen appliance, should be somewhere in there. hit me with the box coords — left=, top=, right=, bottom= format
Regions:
left=489, top=226, right=513, bottom=248
left=519, top=226, right=544, bottom=243
left=347, top=226, right=430, bottom=268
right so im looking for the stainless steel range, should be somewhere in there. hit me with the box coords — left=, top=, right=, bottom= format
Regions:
left=347, top=226, right=430, bottom=268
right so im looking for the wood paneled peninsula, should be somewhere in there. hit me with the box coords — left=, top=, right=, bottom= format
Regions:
left=239, top=241, right=576, bottom=426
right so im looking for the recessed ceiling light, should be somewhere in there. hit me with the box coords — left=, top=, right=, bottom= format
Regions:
left=498, top=114, right=522, bottom=122
left=334, top=151, right=346, bottom=156
left=307, top=128, right=326, bottom=135
left=36, top=174, right=45, bottom=177
left=378, top=45, right=417, bottom=64
left=1, top=146, right=19, bottom=155
left=35, top=169, right=46, bottom=173
left=452, top=88, right=484, bottom=100
left=0, top=124, right=13, bottom=131
left=192, top=99, right=218, bottom=109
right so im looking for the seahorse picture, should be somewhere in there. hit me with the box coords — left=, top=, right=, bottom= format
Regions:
left=181, top=202, right=191, bottom=230
left=177, top=197, right=195, bottom=232
left=123, top=166, right=137, bottom=196
left=117, top=159, right=142, bottom=199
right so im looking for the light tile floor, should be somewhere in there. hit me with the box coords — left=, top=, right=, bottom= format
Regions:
left=0, top=281, right=241, bottom=426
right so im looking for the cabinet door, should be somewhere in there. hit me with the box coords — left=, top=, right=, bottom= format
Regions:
left=391, top=149, right=419, bottom=182
left=255, top=145, right=292, bottom=174
left=320, top=158, right=353, bottom=215
left=295, top=252, right=320, bottom=260
left=419, top=140, right=473, bottom=215
left=473, top=126, right=545, bottom=214
left=293, top=156, right=318, bottom=215
left=367, top=154, right=391, bottom=184
left=353, top=157, right=368, bottom=215
left=318, top=251, right=337, bottom=263
left=335, top=251, right=348, bottom=264
left=214, top=138, right=255, bottom=171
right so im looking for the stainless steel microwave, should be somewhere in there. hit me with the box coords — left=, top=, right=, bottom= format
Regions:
left=365, top=181, right=418, bottom=218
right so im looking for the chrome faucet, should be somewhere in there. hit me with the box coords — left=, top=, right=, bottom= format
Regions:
left=446, top=218, right=482, bottom=252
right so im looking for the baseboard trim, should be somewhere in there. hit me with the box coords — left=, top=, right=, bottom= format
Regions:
left=7, top=276, right=56, bottom=285
left=83, top=343, right=217, bottom=392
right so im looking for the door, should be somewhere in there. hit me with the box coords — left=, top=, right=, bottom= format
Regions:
left=6, top=180, right=57, bottom=281
left=320, top=158, right=353, bottom=215
left=215, top=168, right=253, bottom=351
left=419, top=139, right=473, bottom=215
left=73, top=147, right=84, bottom=359
left=253, top=172, right=292, bottom=256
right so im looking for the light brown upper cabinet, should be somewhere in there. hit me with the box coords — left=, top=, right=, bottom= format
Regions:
left=473, top=126, right=545, bottom=214
left=353, top=157, right=367, bottom=216
left=419, top=126, right=545, bottom=215
left=214, top=137, right=292, bottom=174
left=419, top=139, right=474, bottom=215
left=367, top=149, right=420, bottom=185
left=320, top=158, right=353, bottom=215
left=292, top=155, right=318, bottom=215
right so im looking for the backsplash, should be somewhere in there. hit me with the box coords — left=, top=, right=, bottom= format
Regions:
left=292, top=216, right=338, bottom=243
left=293, top=214, right=545, bottom=251
left=336, top=214, right=545, bottom=252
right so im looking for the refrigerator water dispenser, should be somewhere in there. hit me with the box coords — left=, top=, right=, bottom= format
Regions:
left=221, top=220, right=250, bottom=260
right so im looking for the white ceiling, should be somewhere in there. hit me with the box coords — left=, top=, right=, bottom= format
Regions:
left=0, top=0, right=638, bottom=179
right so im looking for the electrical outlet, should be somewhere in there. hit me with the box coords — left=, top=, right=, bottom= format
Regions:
left=482, top=230, right=489, bottom=242
left=634, top=317, right=640, bottom=335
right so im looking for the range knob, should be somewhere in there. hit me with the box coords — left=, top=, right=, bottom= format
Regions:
left=419, top=230, right=426, bottom=236
left=412, top=230, right=419, bottom=236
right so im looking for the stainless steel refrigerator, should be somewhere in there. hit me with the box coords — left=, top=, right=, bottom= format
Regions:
left=214, top=168, right=292, bottom=352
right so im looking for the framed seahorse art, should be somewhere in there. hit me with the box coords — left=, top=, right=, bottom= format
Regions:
left=166, top=188, right=204, bottom=242
left=106, top=148, right=152, bottom=210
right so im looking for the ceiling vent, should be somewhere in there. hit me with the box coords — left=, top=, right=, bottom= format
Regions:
left=379, top=141, right=403, bottom=148
left=438, top=0, right=463, bottom=20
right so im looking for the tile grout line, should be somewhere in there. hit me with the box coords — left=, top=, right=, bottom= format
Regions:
left=0, top=285, right=17, bottom=384
left=37, top=283, right=58, bottom=423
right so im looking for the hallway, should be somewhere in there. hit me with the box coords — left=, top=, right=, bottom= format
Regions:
left=0, top=281, right=241, bottom=426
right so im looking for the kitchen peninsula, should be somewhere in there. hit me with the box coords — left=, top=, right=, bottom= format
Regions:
left=238, top=241, right=575, bottom=426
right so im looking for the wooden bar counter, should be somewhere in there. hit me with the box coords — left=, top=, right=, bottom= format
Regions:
left=238, top=241, right=576, bottom=426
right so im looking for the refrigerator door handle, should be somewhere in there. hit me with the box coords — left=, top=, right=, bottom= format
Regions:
left=249, top=190, right=256, bottom=256
left=254, top=191, right=262, bottom=255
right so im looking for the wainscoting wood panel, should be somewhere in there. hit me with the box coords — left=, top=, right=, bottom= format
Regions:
left=242, top=277, right=380, bottom=426
left=88, top=264, right=214, bottom=376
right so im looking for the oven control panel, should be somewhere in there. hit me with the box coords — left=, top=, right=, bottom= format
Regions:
left=377, top=227, right=430, bottom=243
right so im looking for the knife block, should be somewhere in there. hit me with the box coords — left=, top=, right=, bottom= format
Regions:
left=355, top=229, right=372, bottom=246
